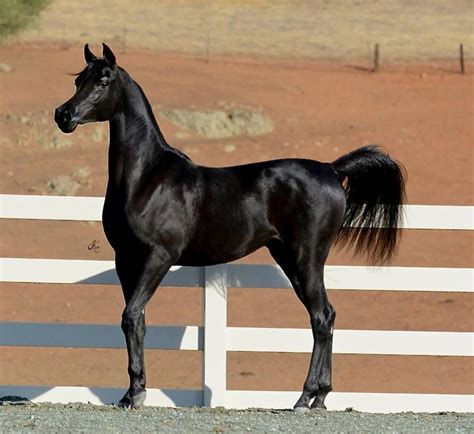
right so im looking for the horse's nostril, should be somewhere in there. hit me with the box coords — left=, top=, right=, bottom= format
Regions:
left=62, top=109, right=72, bottom=122
left=55, top=106, right=73, bottom=125
left=54, top=105, right=77, bottom=132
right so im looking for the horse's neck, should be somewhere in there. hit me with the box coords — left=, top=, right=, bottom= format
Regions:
left=110, top=70, right=168, bottom=152
left=107, top=70, right=169, bottom=188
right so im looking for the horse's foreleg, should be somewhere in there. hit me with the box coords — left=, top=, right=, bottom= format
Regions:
left=118, top=249, right=174, bottom=409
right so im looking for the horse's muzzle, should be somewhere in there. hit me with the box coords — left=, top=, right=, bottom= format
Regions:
left=54, top=105, right=77, bottom=133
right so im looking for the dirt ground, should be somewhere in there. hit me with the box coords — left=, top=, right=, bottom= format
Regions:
left=1, top=42, right=472, bottom=400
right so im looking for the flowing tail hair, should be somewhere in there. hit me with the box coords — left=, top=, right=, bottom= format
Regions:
left=331, top=146, right=406, bottom=263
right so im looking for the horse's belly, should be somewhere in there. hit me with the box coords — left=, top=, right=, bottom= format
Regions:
left=177, top=224, right=276, bottom=266
left=177, top=246, right=256, bottom=266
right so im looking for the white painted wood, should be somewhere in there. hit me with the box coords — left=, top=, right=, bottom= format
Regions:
left=2, top=258, right=471, bottom=292
left=403, top=205, right=473, bottom=230
left=226, top=391, right=474, bottom=413
left=0, top=323, right=203, bottom=350
left=1, top=194, right=473, bottom=230
left=226, top=264, right=474, bottom=292
left=1, top=194, right=473, bottom=412
left=333, top=330, right=474, bottom=357
left=0, top=258, right=118, bottom=284
left=0, top=195, right=104, bottom=221
left=324, top=266, right=474, bottom=292
left=0, top=258, right=204, bottom=287
left=203, top=264, right=227, bottom=408
left=0, top=386, right=203, bottom=407
left=2, top=323, right=471, bottom=356
left=226, top=328, right=474, bottom=356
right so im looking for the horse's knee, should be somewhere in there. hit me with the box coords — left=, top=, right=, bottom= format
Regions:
left=121, top=307, right=144, bottom=333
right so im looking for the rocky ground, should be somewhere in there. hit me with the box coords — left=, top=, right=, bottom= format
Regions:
left=1, top=400, right=473, bottom=433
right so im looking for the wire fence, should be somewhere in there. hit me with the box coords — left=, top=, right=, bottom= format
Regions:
left=14, top=0, right=473, bottom=72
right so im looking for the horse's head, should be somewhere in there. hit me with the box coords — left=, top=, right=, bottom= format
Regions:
left=55, top=43, right=120, bottom=133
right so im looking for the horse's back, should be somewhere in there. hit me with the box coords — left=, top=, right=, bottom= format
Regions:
left=238, top=158, right=346, bottom=237
left=201, top=158, right=345, bottom=220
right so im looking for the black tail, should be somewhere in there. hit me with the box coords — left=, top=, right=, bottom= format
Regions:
left=331, top=146, right=406, bottom=263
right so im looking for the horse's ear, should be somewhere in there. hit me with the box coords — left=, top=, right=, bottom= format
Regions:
left=102, top=43, right=116, bottom=67
left=84, top=44, right=97, bottom=64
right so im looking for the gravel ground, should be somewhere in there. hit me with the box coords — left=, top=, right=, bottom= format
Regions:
left=1, top=400, right=473, bottom=433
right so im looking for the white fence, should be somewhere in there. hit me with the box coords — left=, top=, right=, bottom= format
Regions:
left=0, top=194, right=473, bottom=413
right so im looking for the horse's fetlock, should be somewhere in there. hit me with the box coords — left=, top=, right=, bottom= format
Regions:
left=302, top=382, right=319, bottom=397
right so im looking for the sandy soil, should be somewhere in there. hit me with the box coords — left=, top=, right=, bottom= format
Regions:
left=0, top=42, right=473, bottom=399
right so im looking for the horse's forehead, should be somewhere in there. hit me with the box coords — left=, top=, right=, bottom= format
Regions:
left=90, top=60, right=111, bottom=76
left=76, top=61, right=111, bottom=84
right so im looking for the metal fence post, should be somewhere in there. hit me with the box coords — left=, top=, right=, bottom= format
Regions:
left=202, top=264, right=227, bottom=407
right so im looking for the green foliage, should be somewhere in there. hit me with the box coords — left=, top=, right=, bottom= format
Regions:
left=0, top=0, right=51, bottom=38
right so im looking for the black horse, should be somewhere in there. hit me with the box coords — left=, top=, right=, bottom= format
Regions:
left=55, top=44, right=405, bottom=411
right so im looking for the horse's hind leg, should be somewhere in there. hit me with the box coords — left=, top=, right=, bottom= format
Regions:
left=268, top=240, right=336, bottom=412
left=297, top=264, right=335, bottom=411
left=267, top=240, right=304, bottom=304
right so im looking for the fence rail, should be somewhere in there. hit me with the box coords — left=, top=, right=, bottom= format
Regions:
left=1, top=194, right=473, bottom=229
left=0, top=194, right=473, bottom=413
left=1, top=323, right=471, bottom=357
left=1, top=258, right=473, bottom=292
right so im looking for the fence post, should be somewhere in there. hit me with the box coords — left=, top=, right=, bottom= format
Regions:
left=373, top=43, right=380, bottom=72
left=202, top=264, right=227, bottom=407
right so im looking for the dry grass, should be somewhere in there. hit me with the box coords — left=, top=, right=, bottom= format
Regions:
left=13, top=0, right=474, bottom=61
left=0, top=0, right=51, bottom=38
left=158, top=107, right=273, bottom=139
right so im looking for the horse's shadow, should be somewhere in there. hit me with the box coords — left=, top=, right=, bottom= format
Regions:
left=0, top=386, right=210, bottom=408
left=1, top=265, right=216, bottom=408
left=80, top=265, right=212, bottom=407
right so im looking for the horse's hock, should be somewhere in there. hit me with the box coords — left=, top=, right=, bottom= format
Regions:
left=158, top=108, right=274, bottom=139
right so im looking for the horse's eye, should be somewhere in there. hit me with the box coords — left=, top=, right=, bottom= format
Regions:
left=100, top=80, right=109, bottom=88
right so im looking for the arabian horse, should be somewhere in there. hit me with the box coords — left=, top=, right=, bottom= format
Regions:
left=55, top=44, right=405, bottom=411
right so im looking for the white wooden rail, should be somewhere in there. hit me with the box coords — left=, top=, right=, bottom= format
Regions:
left=1, top=194, right=473, bottom=230
left=0, top=195, right=473, bottom=413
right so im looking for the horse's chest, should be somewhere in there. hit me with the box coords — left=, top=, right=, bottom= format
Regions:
left=102, top=192, right=173, bottom=252
left=102, top=195, right=137, bottom=250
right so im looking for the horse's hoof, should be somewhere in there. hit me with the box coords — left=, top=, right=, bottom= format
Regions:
left=294, top=406, right=310, bottom=414
left=118, top=390, right=146, bottom=409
